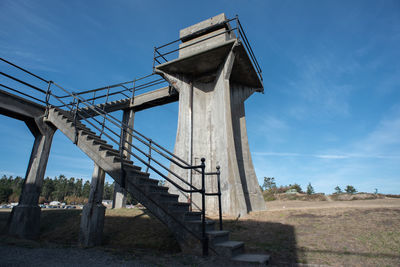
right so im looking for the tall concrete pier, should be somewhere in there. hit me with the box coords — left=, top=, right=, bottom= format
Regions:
left=156, top=14, right=265, bottom=216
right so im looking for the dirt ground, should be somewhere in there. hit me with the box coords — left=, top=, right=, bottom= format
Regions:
left=217, top=198, right=400, bottom=266
left=265, top=198, right=400, bottom=211
left=1, top=199, right=400, bottom=266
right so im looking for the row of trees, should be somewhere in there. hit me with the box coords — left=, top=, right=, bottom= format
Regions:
left=262, top=177, right=358, bottom=195
left=0, top=175, right=116, bottom=204
left=334, top=185, right=357, bottom=194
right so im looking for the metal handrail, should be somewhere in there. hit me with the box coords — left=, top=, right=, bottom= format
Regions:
left=1, top=57, right=224, bottom=256
left=56, top=86, right=200, bottom=191
left=49, top=82, right=210, bottom=255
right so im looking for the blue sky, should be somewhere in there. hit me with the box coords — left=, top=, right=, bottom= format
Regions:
left=1, top=0, right=399, bottom=194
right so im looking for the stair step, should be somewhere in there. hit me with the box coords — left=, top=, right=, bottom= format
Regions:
left=90, top=138, right=110, bottom=146
left=147, top=185, right=169, bottom=193
left=136, top=177, right=159, bottom=186
left=166, top=202, right=191, bottom=213
left=231, top=254, right=270, bottom=265
left=78, top=128, right=97, bottom=135
left=127, top=169, right=151, bottom=178
left=150, top=192, right=179, bottom=202
left=170, top=211, right=202, bottom=222
left=186, top=219, right=215, bottom=232
left=214, top=241, right=245, bottom=258
left=184, top=211, right=202, bottom=221
left=103, top=149, right=121, bottom=157
left=207, top=230, right=230, bottom=245
left=123, top=164, right=142, bottom=171
left=113, top=157, right=133, bottom=165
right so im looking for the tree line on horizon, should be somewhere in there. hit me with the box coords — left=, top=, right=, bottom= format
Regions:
left=0, top=174, right=127, bottom=204
left=261, top=177, right=359, bottom=195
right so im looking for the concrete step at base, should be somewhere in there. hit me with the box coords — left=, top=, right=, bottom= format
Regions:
left=214, top=241, right=244, bottom=258
left=231, top=254, right=270, bottom=266
left=207, top=230, right=230, bottom=246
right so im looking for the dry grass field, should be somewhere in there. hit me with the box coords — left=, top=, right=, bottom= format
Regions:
left=1, top=198, right=400, bottom=266
left=221, top=198, right=400, bottom=266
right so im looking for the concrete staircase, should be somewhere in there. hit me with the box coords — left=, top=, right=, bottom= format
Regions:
left=46, top=107, right=270, bottom=265
left=79, top=98, right=131, bottom=118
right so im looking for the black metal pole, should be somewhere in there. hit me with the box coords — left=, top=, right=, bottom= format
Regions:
left=216, top=165, right=222, bottom=231
left=146, top=139, right=152, bottom=173
left=201, top=158, right=208, bottom=256
left=45, top=81, right=52, bottom=117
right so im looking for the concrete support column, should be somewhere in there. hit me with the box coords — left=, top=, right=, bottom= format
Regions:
left=79, top=163, right=106, bottom=247
left=7, top=119, right=55, bottom=239
left=158, top=47, right=266, bottom=217
left=112, top=109, right=134, bottom=209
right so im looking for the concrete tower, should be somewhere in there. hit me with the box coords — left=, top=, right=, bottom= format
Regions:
left=156, top=14, right=266, bottom=216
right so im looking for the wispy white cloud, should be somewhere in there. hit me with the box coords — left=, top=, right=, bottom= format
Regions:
left=254, top=151, right=400, bottom=160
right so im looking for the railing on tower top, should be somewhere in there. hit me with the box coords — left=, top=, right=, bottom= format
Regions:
left=0, top=57, right=224, bottom=255
left=152, top=15, right=263, bottom=84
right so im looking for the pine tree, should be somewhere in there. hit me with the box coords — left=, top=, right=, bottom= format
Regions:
left=345, top=185, right=357, bottom=194
left=262, top=177, right=276, bottom=191
left=334, top=186, right=342, bottom=194
left=306, top=183, right=315, bottom=195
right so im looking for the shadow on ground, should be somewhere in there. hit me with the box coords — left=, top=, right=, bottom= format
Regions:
left=3, top=207, right=399, bottom=266
left=1, top=208, right=297, bottom=264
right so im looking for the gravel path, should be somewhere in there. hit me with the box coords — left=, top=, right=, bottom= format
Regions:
left=0, top=243, right=232, bottom=267
left=0, top=244, right=162, bottom=267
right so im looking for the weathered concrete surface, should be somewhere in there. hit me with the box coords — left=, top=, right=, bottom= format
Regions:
left=7, top=117, right=55, bottom=239
left=112, top=182, right=126, bottom=209
left=156, top=14, right=265, bottom=216
left=179, top=14, right=235, bottom=58
left=79, top=163, right=106, bottom=247
left=112, top=109, right=135, bottom=208
left=130, top=86, right=178, bottom=112
left=0, top=89, right=45, bottom=121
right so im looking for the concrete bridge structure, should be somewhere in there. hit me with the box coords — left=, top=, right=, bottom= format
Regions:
left=0, top=14, right=269, bottom=265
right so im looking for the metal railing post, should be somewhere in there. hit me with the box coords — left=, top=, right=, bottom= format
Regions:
left=44, top=81, right=53, bottom=117
left=119, top=123, right=126, bottom=189
left=73, top=97, right=80, bottom=144
left=146, top=139, right=152, bottom=173
left=130, top=79, right=136, bottom=106
left=152, top=47, right=156, bottom=73
left=200, top=158, right=208, bottom=256
left=99, top=86, right=110, bottom=138
left=216, top=166, right=222, bottom=230
left=92, top=91, right=96, bottom=105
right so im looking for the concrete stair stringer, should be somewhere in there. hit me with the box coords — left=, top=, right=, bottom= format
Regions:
left=46, top=108, right=204, bottom=253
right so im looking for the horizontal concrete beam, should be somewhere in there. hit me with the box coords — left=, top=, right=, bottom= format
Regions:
left=79, top=86, right=178, bottom=118
left=130, top=86, right=178, bottom=111
left=0, top=89, right=45, bottom=121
